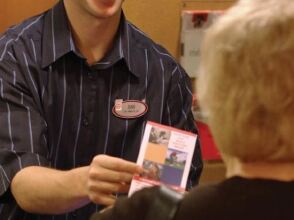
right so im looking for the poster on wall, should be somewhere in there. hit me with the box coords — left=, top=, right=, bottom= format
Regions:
left=180, top=10, right=223, bottom=79
left=180, top=10, right=223, bottom=119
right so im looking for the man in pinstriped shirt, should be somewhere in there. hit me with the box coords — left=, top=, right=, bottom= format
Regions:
left=0, top=0, right=202, bottom=219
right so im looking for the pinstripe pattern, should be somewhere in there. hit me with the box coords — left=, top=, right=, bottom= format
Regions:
left=51, top=7, right=56, bottom=61
left=54, top=59, right=67, bottom=167
left=73, top=62, right=83, bottom=167
left=119, top=32, right=123, bottom=57
left=69, top=33, right=75, bottom=51
left=126, top=23, right=131, bottom=71
left=0, top=39, right=13, bottom=61
left=0, top=35, right=6, bottom=42
left=12, top=70, right=16, bottom=85
left=171, top=65, right=178, bottom=76
left=26, top=106, right=34, bottom=153
left=166, top=103, right=172, bottom=126
left=178, top=83, right=188, bottom=120
left=159, top=59, right=165, bottom=123
left=141, top=49, right=149, bottom=140
left=0, top=15, right=43, bottom=61
left=0, top=78, right=3, bottom=98
left=30, top=38, right=37, bottom=62
left=12, top=151, right=23, bottom=169
left=7, top=52, right=16, bottom=62
left=0, top=165, right=10, bottom=185
left=23, top=52, right=39, bottom=95
left=20, top=92, right=24, bottom=104
left=120, top=74, right=131, bottom=157
left=144, top=49, right=149, bottom=100
left=0, top=174, right=7, bottom=198
left=6, top=103, right=14, bottom=150
left=103, top=67, right=114, bottom=154
left=0, top=1, right=202, bottom=219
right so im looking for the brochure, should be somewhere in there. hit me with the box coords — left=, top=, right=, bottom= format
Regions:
left=128, top=121, right=197, bottom=196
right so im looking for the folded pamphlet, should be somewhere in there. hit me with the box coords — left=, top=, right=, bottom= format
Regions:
left=129, top=121, right=197, bottom=196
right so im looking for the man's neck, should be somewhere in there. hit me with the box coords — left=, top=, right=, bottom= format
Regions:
left=225, top=156, right=294, bottom=181
left=64, top=2, right=121, bottom=65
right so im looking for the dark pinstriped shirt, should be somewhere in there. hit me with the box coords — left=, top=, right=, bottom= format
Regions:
left=0, top=1, right=202, bottom=219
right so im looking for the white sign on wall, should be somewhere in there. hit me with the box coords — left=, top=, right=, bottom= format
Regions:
left=180, top=10, right=222, bottom=78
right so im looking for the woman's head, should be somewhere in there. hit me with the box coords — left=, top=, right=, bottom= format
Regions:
left=198, top=0, right=294, bottom=163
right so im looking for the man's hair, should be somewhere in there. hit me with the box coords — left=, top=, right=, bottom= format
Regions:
left=198, top=0, right=294, bottom=162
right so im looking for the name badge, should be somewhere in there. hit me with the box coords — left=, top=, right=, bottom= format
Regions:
left=112, top=99, right=148, bottom=119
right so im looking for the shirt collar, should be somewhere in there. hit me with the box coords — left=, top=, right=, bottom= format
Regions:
left=41, top=1, right=142, bottom=78
left=41, top=0, right=78, bottom=69
left=115, top=14, right=145, bottom=79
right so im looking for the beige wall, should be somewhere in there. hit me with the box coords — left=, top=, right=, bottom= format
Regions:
left=123, top=0, right=181, bottom=58
left=123, top=0, right=235, bottom=58
left=0, top=0, right=235, bottom=58
left=0, top=0, right=58, bottom=32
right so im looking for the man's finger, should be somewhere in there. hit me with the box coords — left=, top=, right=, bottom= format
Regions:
left=89, top=166, right=134, bottom=183
left=89, top=192, right=116, bottom=206
left=88, top=181, right=130, bottom=194
left=93, top=155, right=143, bottom=174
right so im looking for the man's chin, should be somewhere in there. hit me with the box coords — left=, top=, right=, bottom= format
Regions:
left=88, top=7, right=121, bottom=20
left=87, top=0, right=122, bottom=18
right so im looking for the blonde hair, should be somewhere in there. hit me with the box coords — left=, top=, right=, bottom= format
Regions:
left=198, top=0, right=294, bottom=162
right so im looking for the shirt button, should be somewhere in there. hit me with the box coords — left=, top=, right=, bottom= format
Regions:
left=87, top=72, right=95, bottom=80
left=82, top=118, right=89, bottom=127
left=71, top=211, right=77, bottom=218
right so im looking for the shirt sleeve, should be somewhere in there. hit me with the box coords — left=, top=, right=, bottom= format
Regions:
left=162, top=63, right=203, bottom=188
left=0, top=55, right=49, bottom=201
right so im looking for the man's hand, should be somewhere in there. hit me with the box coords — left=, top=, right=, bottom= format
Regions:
left=87, top=155, right=143, bottom=206
left=10, top=155, right=141, bottom=214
